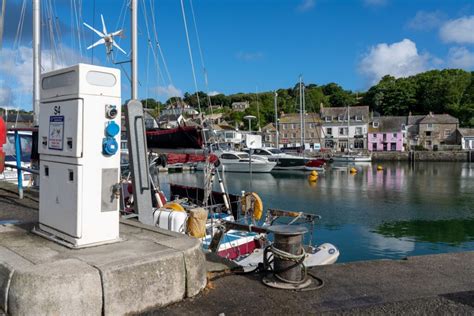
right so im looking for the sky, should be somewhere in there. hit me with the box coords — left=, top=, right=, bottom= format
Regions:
left=1, top=0, right=474, bottom=111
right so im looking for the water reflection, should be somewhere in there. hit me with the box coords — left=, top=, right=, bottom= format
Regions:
left=374, top=218, right=474, bottom=246
left=160, top=162, right=474, bottom=262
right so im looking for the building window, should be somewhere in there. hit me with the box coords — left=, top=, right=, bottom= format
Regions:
left=401, top=124, right=406, bottom=130
left=292, top=133, right=296, bottom=138
left=311, top=132, right=315, bottom=138
left=354, top=140, right=364, bottom=149
left=390, top=143, right=396, bottom=151
left=426, top=131, right=432, bottom=137
left=282, top=124, right=286, bottom=130
left=372, top=122, right=379, bottom=128
left=325, top=116, right=331, bottom=122
left=291, top=124, right=295, bottom=129
left=308, top=123, right=315, bottom=129
left=393, top=133, right=397, bottom=138
left=339, top=140, right=348, bottom=149
left=339, top=128, right=346, bottom=135
left=355, top=115, right=362, bottom=121
left=372, top=143, right=377, bottom=151
left=283, top=133, right=287, bottom=138
left=326, top=128, right=332, bottom=135
left=266, top=135, right=271, bottom=141
left=383, top=134, right=387, bottom=141
left=355, top=127, right=362, bottom=135
left=444, top=129, right=451, bottom=137
left=373, top=133, right=376, bottom=137
left=427, top=123, right=433, bottom=128
left=426, top=140, right=432, bottom=146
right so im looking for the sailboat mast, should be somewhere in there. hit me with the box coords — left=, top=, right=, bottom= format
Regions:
left=33, top=0, right=41, bottom=125
left=274, top=91, right=279, bottom=148
left=0, top=0, right=6, bottom=50
left=347, top=104, right=350, bottom=151
left=299, top=75, right=303, bottom=150
left=302, top=82, right=306, bottom=149
left=131, top=0, right=138, bottom=99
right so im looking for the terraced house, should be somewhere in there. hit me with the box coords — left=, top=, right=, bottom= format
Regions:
left=277, top=113, right=323, bottom=150
left=320, top=105, right=369, bottom=151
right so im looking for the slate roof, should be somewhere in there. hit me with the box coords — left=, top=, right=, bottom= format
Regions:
left=369, top=116, right=407, bottom=133
left=458, top=128, right=474, bottom=137
left=320, top=106, right=370, bottom=123
left=279, top=113, right=320, bottom=124
left=419, top=113, right=459, bottom=124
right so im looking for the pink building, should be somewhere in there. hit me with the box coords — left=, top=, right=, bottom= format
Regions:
left=368, top=116, right=406, bottom=152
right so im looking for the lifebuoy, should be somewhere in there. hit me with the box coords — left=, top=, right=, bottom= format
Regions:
left=241, top=192, right=263, bottom=221
left=163, top=202, right=185, bottom=212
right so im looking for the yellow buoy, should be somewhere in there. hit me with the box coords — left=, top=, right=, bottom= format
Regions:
left=308, top=170, right=318, bottom=182
left=163, top=202, right=185, bottom=212
left=350, top=167, right=357, bottom=174
left=377, top=165, right=383, bottom=171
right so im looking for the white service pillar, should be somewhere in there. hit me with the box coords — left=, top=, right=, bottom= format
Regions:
left=35, top=64, right=122, bottom=248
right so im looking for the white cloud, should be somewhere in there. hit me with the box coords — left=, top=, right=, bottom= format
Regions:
left=0, top=45, right=87, bottom=109
left=407, top=10, right=445, bottom=31
left=447, top=47, right=474, bottom=69
left=154, top=84, right=182, bottom=98
left=359, top=39, right=432, bottom=84
left=208, top=91, right=220, bottom=96
left=296, top=0, right=315, bottom=12
left=235, top=51, right=264, bottom=61
left=440, top=15, right=474, bottom=44
left=0, top=82, right=13, bottom=107
left=364, top=0, right=387, bottom=6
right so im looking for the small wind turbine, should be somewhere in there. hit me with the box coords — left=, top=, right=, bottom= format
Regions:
left=83, top=14, right=126, bottom=57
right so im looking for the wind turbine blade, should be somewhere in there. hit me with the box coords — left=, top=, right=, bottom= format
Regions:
left=87, top=38, right=105, bottom=50
left=112, top=41, right=126, bottom=55
left=111, top=29, right=123, bottom=37
left=83, top=22, right=104, bottom=37
left=101, top=14, right=107, bottom=35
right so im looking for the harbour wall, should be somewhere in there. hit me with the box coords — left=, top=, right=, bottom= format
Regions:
left=372, top=151, right=473, bottom=162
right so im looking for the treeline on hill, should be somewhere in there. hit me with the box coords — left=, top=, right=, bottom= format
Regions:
left=141, top=69, right=474, bottom=129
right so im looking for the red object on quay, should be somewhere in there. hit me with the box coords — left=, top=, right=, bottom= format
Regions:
left=0, top=117, right=6, bottom=173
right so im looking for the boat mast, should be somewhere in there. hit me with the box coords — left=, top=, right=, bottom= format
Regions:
left=131, top=0, right=138, bottom=99
left=0, top=0, right=6, bottom=50
left=302, top=81, right=306, bottom=150
left=299, top=75, right=303, bottom=150
left=274, top=91, right=279, bottom=148
left=33, top=0, right=41, bottom=125
left=347, top=104, right=350, bottom=152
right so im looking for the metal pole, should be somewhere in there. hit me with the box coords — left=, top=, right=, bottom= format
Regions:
left=131, top=0, right=138, bottom=99
left=33, top=0, right=41, bottom=126
left=0, top=0, right=6, bottom=50
left=299, top=75, right=303, bottom=151
left=302, top=83, right=305, bottom=151
left=274, top=91, right=279, bottom=149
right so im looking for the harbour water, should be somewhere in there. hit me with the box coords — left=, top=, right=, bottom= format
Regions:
left=159, top=162, right=474, bottom=263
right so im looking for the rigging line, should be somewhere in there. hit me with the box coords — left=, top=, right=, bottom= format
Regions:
left=91, top=0, right=96, bottom=64
left=72, top=0, right=83, bottom=57
left=149, top=0, right=173, bottom=86
left=180, top=0, right=202, bottom=114
left=189, top=0, right=213, bottom=113
left=13, top=0, right=26, bottom=51
left=140, top=0, right=165, bottom=87
left=145, top=40, right=150, bottom=108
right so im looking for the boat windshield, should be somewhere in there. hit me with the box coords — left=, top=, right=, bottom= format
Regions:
left=237, top=153, right=250, bottom=159
left=269, top=149, right=283, bottom=154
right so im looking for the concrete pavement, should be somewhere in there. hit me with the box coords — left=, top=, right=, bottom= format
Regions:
left=0, top=182, right=207, bottom=315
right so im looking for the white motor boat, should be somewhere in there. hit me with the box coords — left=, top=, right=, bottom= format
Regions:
left=332, top=152, right=372, bottom=163
left=248, top=147, right=317, bottom=171
left=197, top=151, right=276, bottom=173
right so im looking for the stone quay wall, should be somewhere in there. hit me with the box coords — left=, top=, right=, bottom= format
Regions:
left=372, top=151, right=473, bottom=162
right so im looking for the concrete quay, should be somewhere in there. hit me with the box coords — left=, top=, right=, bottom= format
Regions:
left=0, top=183, right=206, bottom=315
left=156, top=252, right=474, bottom=315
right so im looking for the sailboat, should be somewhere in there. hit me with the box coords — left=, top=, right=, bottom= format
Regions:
left=332, top=105, right=372, bottom=163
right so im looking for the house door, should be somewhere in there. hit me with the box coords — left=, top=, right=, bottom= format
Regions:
left=383, top=143, right=387, bottom=151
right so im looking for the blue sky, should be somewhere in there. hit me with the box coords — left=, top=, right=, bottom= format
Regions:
left=1, top=0, right=473, bottom=110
